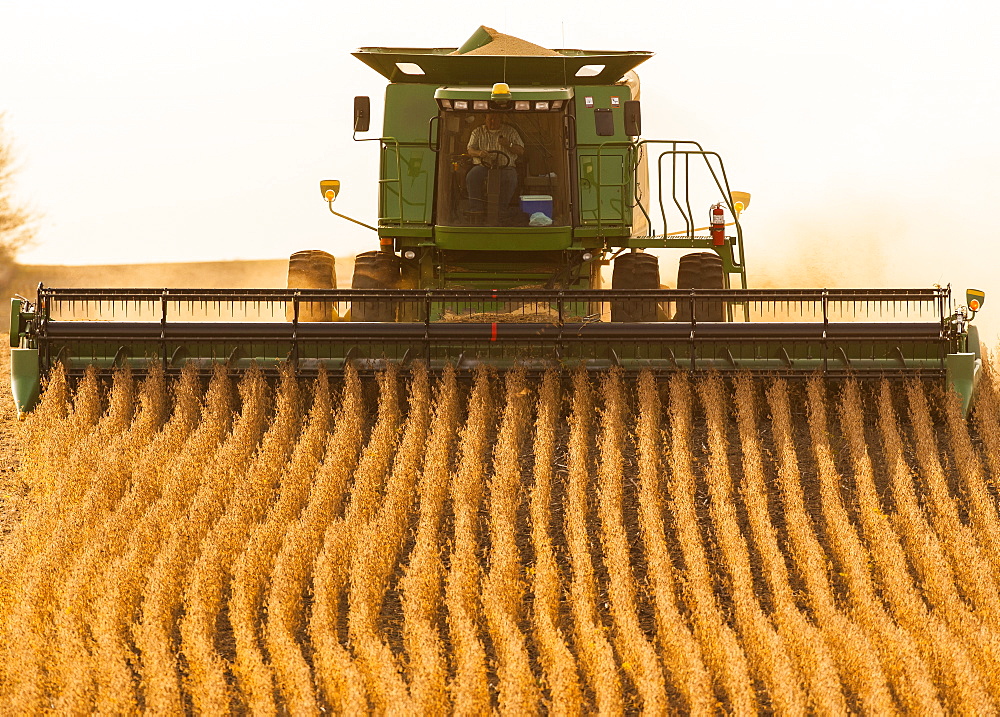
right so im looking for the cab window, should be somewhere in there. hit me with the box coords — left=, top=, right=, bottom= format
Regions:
left=435, top=109, right=569, bottom=228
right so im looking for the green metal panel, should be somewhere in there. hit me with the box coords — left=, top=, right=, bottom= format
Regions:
left=382, top=84, right=438, bottom=140
left=435, top=226, right=572, bottom=251
left=579, top=154, right=625, bottom=224
left=574, top=86, right=633, bottom=144
left=575, top=86, right=634, bottom=233
left=9, top=298, right=22, bottom=346
left=967, top=323, right=981, bottom=357
left=946, top=352, right=979, bottom=417
left=380, top=84, right=438, bottom=227
left=11, top=348, right=39, bottom=417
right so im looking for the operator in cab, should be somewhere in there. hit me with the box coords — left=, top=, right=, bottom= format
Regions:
left=466, top=113, right=524, bottom=215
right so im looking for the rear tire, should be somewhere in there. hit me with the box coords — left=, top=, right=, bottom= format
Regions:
left=674, top=252, right=725, bottom=322
left=611, top=251, right=660, bottom=322
left=287, top=249, right=336, bottom=321
left=351, top=251, right=400, bottom=322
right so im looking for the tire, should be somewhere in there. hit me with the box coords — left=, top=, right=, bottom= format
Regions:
left=351, top=250, right=400, bottom=322
left=611, top=251, right=660, bottom=322
left=674, top=252, right=725, bottom=322
left=287, top=249, right=336, bottom=321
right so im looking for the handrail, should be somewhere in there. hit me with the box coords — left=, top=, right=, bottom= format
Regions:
left=378, top=136, right=404, bottom=226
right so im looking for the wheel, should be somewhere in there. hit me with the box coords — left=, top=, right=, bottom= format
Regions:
left=611, top=251, right=660, bottom=322
left=351, top=250, right=400, bottom=322
left=674, top=252, right=725, bottom=322
left=287, top=249, right=336, bottom=321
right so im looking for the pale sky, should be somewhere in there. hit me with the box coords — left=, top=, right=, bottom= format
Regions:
left=4, top=0, right=1000, bottom=337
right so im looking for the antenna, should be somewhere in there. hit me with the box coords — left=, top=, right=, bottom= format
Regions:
left=561, top=22, right=568, bottom=86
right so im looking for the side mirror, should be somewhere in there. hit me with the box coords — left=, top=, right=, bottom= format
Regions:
left=320, top=179, right=341, bottom=202
left=353, top=96, right=371, bottom=133
left=624, top=100, right=641, bottom=137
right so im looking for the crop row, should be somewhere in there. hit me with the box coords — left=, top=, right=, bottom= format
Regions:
left=3, top=360, right=1000, bottom=712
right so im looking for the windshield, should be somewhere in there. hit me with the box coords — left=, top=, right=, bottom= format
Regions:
left=435, top=110, right=570, bottom=227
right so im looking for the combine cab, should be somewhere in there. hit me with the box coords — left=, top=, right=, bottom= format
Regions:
left=9, top=27, right=985, bottom=415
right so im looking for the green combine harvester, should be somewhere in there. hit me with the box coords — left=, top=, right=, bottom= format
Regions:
left=9, top=27, right=986, bottom=415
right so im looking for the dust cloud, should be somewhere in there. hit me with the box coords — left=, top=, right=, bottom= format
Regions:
left=10, top=258, right=357, bottom=294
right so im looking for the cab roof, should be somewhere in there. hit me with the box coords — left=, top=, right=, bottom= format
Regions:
left=353, top=26, right=652, bottom=86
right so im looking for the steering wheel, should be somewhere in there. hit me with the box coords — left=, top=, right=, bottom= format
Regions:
left=483, top=150, right=511, bottom=169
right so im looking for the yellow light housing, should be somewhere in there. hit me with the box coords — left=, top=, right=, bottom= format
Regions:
left=967, top=288, right=985, bottom=311
left=491, top=82, right=511, bottom=102
left=320, top=179, right=341, bottom=202
left=731, top=190, right=751, bottom=215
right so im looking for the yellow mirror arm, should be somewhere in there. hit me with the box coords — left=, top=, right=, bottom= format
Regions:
left=327, top=201, right=378, bottom=232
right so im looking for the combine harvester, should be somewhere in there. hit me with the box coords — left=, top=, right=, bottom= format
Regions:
left=8, top=27, right=986, bottom=415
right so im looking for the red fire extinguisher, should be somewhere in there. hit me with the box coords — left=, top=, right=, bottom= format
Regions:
left=710, top=203, right=726, bottom=246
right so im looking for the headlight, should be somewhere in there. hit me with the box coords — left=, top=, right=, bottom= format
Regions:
left=453, top=100, right=468, bottom=110
left=582, top=252, right=593, bottom=261
left=403, top=250, right=416, bottom=260
left=473, top=100, right=489, bottom=111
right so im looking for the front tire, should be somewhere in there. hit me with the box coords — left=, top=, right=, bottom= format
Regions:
left=287, top=249, right=336, bottom=321
left=611, top=251, right=660, bottom=322
left=674, top=252, right=725, bottom=322
left=351, top=251, right=400, bottom=322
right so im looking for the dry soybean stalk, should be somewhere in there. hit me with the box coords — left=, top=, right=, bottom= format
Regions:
left=564, top=368, right=623, bottom=713
left=310, top=366, right=401, bottom=714
left=732, top=375, right=845, bottom=713
left=597, top=369, right=668, bottom=712
left=481, top=367, right=539, bottom=714
left=873, top=380, right=998, bottom=709
left=766, top=379, right=894, bottom=713
left=399, top=367, right=459, bottom=714
left=528, top=370, right=585, bottom=715
left=805, top=377, right=942, bottom=714
left=445, top=366, right=494, bottom=715
left=228, top=370, right=333, bottom=713
left=905, top=381, right=1000, bottom=620
left=697, top=375, right=808, bottom=715
left=634, top=371, right=714, bottom=714
left=181, top=365, right=301, bottom=715
left=349, top=364, right=430, bottom=713
left=268, top=365, right=364, bottom=713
